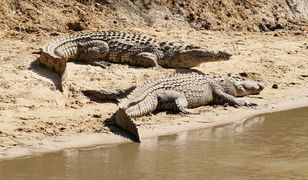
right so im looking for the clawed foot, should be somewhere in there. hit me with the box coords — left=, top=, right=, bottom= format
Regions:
left=91, top=61, right=112, bottom=68
left=151, top=65, right=161, bottom=70
left=180, top=108, right=200, bottom=115
left=236, top=99, right=257, bottom=107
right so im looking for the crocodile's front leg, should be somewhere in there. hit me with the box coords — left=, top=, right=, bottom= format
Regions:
left=76, top=40, right=111, bottom=68
left=90, top=61, right=112, bottom=68
left=214, top=89, right=256, bottom=106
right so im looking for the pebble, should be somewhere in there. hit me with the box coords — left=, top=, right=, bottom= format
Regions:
left=272, top=84, right=278, bottom=89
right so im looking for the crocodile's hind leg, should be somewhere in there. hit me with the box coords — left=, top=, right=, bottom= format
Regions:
left=124, top=94, right=159, bottom=117
left=76, top=40, right=111, bottom=68
left=124, top=90, right=199, bottom=117
left=82, top=86, right=137, bottom=101
left=134, top=52, right=159, bottom=67
left=157, top=90, right=200, bottom=115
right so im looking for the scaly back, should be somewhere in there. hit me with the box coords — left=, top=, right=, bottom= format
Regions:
left=118, top=73, right=209, bottom=109
left=39, top=31, right=162, bottom=75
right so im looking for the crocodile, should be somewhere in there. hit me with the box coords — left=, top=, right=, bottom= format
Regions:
left=39, top=31, right=232, bottom=91
left=83, top=72, right=265, bottom=142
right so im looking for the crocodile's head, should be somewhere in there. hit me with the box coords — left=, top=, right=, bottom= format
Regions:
left=172, top=46, right=232, bottom=68
left=221, top=75, right=265, bottom=97
left=158, top=44, right=231, bottom=68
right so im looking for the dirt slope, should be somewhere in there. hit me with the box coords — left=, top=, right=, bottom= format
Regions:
left=0, top=0, right=307, bottom=39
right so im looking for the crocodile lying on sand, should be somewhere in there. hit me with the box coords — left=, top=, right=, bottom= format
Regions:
left=39, top=31, right=232, bottom=91
left=83, top=73, right=265, bottom=142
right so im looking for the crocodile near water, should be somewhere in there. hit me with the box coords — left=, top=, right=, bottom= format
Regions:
left=83, top=72, right=265, bottom=142
left=39, top=31, right=232, bottom=91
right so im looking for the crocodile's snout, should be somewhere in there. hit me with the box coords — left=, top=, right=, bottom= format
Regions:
left=242, top=80, right=266, bottom=95
left=218, top=50, right=232, bottom=60
left=175, top=48, right=232, bottom=68
left=257, top=82, right=265, bottom=90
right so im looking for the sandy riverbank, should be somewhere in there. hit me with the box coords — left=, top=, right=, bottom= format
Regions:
left=0, top=28, right=307, bottom=160
left=2, top=89, right=308, bottom=161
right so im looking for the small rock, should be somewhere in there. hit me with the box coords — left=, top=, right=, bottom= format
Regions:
left=77, top=129, right=83, bottom=133
left=93, top=113, right=102, bottom=118
left=272, top=84, right=278, bottom=89
left=16, top=128, right=23, bottom=132
left=67, top=22, right=85, bottom=31
left=59, top=127, right=66, bottom=131
left=239, top=72, right=248, bottom=77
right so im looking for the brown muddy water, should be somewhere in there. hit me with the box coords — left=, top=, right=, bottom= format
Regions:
left=0, top=107, right=308, bottom=180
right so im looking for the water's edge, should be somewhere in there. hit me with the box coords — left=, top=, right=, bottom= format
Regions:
left=2, top=92, right=308, bottom=161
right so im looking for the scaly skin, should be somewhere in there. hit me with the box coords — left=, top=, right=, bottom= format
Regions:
left=39, top=31, right=232, bottom=91
left=83, top=73, right=265, bottom=142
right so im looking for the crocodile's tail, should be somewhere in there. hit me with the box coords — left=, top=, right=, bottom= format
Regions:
left=115, top=108, right=140, bottom=142
left=39, top=35, right=83, bottom=91
left=39, top=51, right=67, bottom=91
left=39, top=50, right=67, bottom=75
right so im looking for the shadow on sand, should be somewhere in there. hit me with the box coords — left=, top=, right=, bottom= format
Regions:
left=28, top=59, right=61, bottom=90
left=175, top=68, right=205, bottom=75
left=104, top=113, right=140, bottom=143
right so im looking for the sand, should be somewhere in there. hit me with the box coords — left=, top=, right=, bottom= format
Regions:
left=0, top=27, right=307, bottom=160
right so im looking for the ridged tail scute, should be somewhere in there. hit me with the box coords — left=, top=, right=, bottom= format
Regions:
left=115, top=108, right=140, bottom=142
left=39, top=51, right=67, bottom=76
left=39, top=38, right=76, bottom=91
left=39, top=51, right=67, bottom=91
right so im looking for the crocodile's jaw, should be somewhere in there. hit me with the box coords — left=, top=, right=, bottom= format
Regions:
left=234, top=80, right=265, bottom=97
left=175, top=49, right=232, bottom=68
